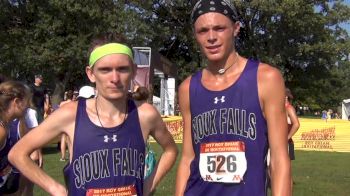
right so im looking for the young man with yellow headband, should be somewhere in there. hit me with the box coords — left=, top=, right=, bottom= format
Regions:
left=176, top=1, right=290, bottom=196
left=9, top=33, right=178, bottom=196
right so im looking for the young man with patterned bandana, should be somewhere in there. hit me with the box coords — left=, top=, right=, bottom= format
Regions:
left=176, top=1, right=291, bottom=196
left=9, top=33, right=178, bottom=196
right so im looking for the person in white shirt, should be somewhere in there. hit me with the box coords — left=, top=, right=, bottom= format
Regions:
left=15, top=101, right=43, bottom=196
left=58, top=90, right=77, bottom=161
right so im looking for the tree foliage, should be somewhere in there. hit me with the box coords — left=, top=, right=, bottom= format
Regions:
left=0, top=0, right=349, bottom=111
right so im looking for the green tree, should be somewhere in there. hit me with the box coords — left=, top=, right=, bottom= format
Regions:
left=142, top=0, right=350, bottom=111
left=0, top=0, right=158, bottom=88
left=241, top=0, right=350, bottom=111
left=1, top=0, right=349, bottom=112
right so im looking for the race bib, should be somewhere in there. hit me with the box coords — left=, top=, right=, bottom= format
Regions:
left=199, top=141, right=247, bottom=183
left=86, top=185, right=137, bottom=196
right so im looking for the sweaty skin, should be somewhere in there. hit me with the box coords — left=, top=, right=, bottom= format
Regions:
left=9, top=52, right=177, bottom=196
left=176, top=12, right=290, bottom=196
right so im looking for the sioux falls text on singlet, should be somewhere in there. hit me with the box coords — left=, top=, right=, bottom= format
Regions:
left=192, top=108, right=257, bottom=144
left=72, top=148, right=144, bottom=188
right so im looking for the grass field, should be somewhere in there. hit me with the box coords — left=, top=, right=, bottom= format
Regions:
left=34, top=143, right=350, bottom=196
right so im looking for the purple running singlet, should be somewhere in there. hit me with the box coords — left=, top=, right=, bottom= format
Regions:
left=64, top=99, right=145, bottom=196
left=9, top=119, right=21, bottom=174
left=0, top=119, right=21, bottom=189
left=185, top=59, right=269, bottom=196
left=9, top=119, right=21, bottom=145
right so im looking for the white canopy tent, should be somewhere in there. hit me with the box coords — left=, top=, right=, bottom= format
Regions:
left=342, top=99, right=350, bottom=120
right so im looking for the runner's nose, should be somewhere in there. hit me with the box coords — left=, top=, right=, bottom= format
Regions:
left=111, top=70, right=120, bottom=83
left=208, top=30, right=217, bottom=44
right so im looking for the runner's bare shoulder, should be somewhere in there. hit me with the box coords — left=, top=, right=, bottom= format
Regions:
left=136, top=102, right=161, bottom=123
left=50, top=101, right=78, bottom=122
left=257, top=62, right=284, bottom=92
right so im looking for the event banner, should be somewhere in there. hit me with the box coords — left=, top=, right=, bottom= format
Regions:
left=162, top=116, right=183, bottom=143
left=293, top=118, right=350, bottom=152
left=153, top=116, right=350, bottom=153
left=149, top=116, right=183, bottom=143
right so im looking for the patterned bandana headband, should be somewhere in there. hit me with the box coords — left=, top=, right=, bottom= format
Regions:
left=191, top=0, right=239, bottom=24
left=89, top=43, right=133, bottom=68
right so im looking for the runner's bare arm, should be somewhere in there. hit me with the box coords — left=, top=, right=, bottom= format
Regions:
left=21, top=113, right=44, bottom=167
left=19, top=117, right=43, bottom=166
left=138, top=103, right=178, bottom=195
left=175, top=77, right=195, bottom=196
left=286, top=106, right=300, bottom=139
left=258, top=64, right=291, bottom=196
left=8, top=102, right=77, bottom=196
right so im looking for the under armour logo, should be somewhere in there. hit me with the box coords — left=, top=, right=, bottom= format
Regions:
left=214, top=96, right=225, bottom=104
left=104, top=135, right=117, bottom=143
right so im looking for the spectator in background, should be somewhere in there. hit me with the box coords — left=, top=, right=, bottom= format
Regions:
left=333, top=112, right=339, bottom=119
left=72, top=90, right=79, bottom=101
left=51, top=73, right=66, bottom=111
left=130, top=86, right=157, bottom=180
left=285, top=88, right=300, bottom=193
left=131, top=85, right=149, bottom=102
left=77, top=85, right=96, bottom=99
left=30, top=74, right=48, bottom=123
left=59, top=90, right=76, bottom=161
left=17, top=92, right=43, bottom=196
left=0, top=77, right=40, bottom=196
left=326, top=109, right=332, bottom=122
left=0, top=81, right=31, bottom=194
left=43, top=90, right=53, bottom=119
left=322, top=110, right=327, bottom=120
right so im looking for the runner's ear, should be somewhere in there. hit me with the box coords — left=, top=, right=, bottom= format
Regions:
left=85, top=66, right=96, bottom=83
left=233, top=21, right=240, bottom=37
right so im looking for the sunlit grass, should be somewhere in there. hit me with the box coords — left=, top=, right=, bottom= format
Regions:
left=33, top=144, right=350, bottom=196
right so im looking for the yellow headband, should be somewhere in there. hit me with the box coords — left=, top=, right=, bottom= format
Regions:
left=89, top=43, right=133, bottom=68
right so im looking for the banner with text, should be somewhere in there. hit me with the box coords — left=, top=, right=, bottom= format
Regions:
left=293, top=118, right=350, bottom=152
left=149, top=116, right=183, bottom=143
left=153, top=116, right=350, bottom=152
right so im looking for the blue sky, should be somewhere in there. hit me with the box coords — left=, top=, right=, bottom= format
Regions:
left=344, top=0, right=350, bottom=32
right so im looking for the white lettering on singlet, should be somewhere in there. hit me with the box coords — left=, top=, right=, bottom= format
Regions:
left=73, top=148, right=144, bottom=189
left=192, top=108, right=257, bottom=144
